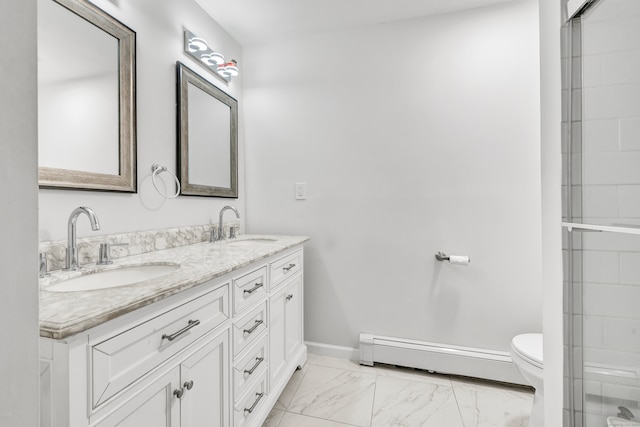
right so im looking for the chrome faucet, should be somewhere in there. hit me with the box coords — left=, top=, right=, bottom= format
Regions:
left=217, top=205, right=240, bottom=241
left=64, top=206, right=100, bottom=270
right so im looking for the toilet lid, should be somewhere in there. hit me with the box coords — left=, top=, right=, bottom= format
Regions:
left=512, top=333, right=543, bottom=368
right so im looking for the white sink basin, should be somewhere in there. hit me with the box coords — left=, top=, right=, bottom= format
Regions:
left=47, top=264, right=180, bottom=292
left=225, top=238, right=278, bottom=247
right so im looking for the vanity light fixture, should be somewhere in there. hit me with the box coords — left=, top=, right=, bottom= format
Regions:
left=184, top=29, right=238, bottom=82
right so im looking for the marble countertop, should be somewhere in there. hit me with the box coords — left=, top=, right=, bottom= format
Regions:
left=39, top=235, right=309, bottom=340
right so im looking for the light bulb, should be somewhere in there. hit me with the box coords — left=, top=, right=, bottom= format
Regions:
left=217, top=64, right=230, bottom=77
left=187, top=37, right=208, bottom=52
left=218, top=59, right=238, bottom=77
left=201, top=52, right=225, bottom=66
left=225, top=59, right=238, bottom=77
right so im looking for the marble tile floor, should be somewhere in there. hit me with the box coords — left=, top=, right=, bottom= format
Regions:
left=263, top=354, right=534, bottom=427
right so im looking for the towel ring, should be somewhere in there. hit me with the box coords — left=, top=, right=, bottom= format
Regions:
left=151, top=164, right=181, bottom=199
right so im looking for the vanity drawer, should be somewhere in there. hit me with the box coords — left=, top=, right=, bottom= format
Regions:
left=234, top=372, right=268, bottom=427
left=233, top=335, right=268, bottom=400
left=90, top=284, right=230, bottom=409
left=233, top=266, right=267, bottom=315
left=270, top=250, right=302, bottom=290
left=233, top=302, right=267, bottom=357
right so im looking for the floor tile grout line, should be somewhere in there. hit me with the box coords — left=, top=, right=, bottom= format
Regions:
left=273, top=364, right=310, bottom=427
left=368, top=372, right=379, bottom=427
left=278, top=409, right=363, bottom=426
left=286, top=360, right=378, bottom=427
left=272, top=408, right=284, bottom=427
left=282, top=364, right=309, bottom=410
left=450, top=379, right=469, bottom=427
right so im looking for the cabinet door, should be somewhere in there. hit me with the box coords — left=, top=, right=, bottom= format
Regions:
left=269, top=287, right=287, bottom=386
left=91, top=368, right=180, bottom=427
left=285, top=276, right=303, bottom=361
left=180, top=329, right=230, bottom=427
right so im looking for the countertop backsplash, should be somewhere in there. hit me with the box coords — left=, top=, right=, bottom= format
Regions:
left=39, top=222, right=240, bottom=272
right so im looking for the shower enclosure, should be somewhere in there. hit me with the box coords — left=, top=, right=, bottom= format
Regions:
left=563, top=0, right=640, bottom=426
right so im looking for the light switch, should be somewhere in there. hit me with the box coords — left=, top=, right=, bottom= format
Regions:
left=295, top=182, right=306, bottom=200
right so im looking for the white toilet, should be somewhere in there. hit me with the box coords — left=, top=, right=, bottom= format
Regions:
left=510, top=333, right=543, bottom=427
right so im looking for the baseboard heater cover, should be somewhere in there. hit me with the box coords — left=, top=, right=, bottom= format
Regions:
left=359, top=333, right=526, bottom=385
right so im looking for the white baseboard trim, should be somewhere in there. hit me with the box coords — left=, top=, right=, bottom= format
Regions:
left=304, top=341, right=359, bottom=361
left=359, top=333, right=527, bottom=385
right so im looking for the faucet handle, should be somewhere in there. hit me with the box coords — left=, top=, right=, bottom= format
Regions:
left=210, top=227, right=219, bottom=243
left=97, top=243, right=128, bottom=265
left=39, top=252, right=50, bottom=278
left=229, top=225, right=238, bottom=239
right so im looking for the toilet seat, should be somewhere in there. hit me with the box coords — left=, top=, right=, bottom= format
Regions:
left=511, top=333, right=543, bottom=369
left=607, top=417, right=640, bottom=427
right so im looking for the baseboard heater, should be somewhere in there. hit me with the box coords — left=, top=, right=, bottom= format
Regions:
left=359, top=333, right=526, bottom=385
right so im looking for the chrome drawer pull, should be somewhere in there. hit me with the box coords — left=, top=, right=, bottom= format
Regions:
left=244, top=392, right=265, bottom=414
left=162, top=319, right=200, bottom=342
left=243, top=319, right=263, bottom=335
left=283, top=263, right=296, bottom=272
left=243, top=282, right=264, bottom=295
left=244, top=357, right=264, bottom=375
left=286, top=294, right=293, bottom=301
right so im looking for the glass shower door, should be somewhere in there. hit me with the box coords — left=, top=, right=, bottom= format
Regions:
left=563, top=0, right=640, bottom=426
left=569, top=230, right=640, bottom=426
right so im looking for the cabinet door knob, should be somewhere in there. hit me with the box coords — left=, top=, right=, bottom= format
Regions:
left=184, top=380, right=194, bottom=390
left=286, top=294, right=293, bottom=301
left=174, top=388, right=184, bottom=399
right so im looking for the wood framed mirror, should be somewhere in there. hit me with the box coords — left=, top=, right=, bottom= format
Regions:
left=37, top=0, right=136, bottom=192
left=177, top=62, right=238, bottom=198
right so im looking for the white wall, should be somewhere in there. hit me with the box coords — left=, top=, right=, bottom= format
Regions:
left=539, top=0, right=563, bottom=425
left=0, top=0, right=40, bottom=425
left=244, top=0, right=543, bottom=353
left=38, top=0, right=245, bottom=242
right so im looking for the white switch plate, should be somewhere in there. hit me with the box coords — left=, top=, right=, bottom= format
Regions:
left=295, top=182, right=306, bottom=200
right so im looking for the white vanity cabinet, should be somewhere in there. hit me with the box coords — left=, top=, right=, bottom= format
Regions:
left=92, top=362, right=181, bottom=426
left=269, top=251, right=304, bottom=390
left=269, top=276, right=302, bottom=385
left=90, top=327, right=230, bottom=427
left=178, top=329, right=230, bottom=427
left=40, top=245, right=306, bottom=427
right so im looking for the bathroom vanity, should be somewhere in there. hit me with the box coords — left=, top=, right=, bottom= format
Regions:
left=39, top=233, right=307, bottom=427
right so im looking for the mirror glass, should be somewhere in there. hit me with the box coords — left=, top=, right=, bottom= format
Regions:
left=37, top=0, right=136, bottom=192
left=187, top=83, right=231, bottom=188
left=178, top=62, right=238, bottom=198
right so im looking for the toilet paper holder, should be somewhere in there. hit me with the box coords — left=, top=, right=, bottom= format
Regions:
left=435, top=251, right=471, bottom=265
left=435, top=251, right=450, bottom=261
